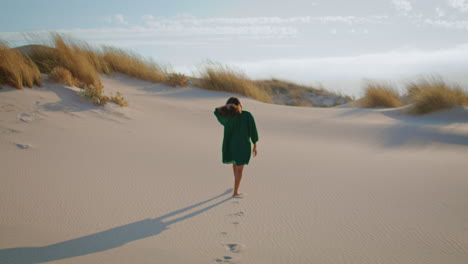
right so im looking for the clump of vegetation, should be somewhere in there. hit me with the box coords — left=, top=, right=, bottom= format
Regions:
left=21, top=33, right=143, bottom=107
left=48, top=66, right=75, bottom=86
left=52, top=34, right=103, bottom=89
left=197, top=63, right=272, bottom=103
left=109, top=92, right=129, bottom=107
left=79, top=87, right=108, bottom=106
left=360, top=82, right=402, bottom=108
left=165, top=73, right=190, bottom=87
left=0, top=42, right=41, bottom=89
left=407, top=77, right=468, bottom=114
left=101, top=46, right=167, bottom=82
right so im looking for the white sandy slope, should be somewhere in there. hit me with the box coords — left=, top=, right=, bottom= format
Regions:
left=1, top=75, right=468, bottom=264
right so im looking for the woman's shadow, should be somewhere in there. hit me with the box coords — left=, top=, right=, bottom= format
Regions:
left=0, top=189, right=233, bottom=264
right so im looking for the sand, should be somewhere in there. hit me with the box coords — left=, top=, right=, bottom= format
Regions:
left=1, top=75, right=467, bottom=264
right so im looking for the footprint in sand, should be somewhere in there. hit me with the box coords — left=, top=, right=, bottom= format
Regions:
left=225, top=243, right=243, bottom=254
left=215, top=256, right=235, bottom=263
left=228, top=211, right=244, bottom=217
left=0, top=127, right=21, bottom=135
left=214, top=196, right=246, bottom=263
left=18, top=113, right=36, bottom=123
left=16, top=144, right=30, bottom=149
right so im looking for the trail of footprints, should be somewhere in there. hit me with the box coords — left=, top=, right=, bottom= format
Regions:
left=214, top=198, right=245, bottom=264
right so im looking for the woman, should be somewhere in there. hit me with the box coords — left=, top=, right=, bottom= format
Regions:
left=214, top=97, right=258, bottom=197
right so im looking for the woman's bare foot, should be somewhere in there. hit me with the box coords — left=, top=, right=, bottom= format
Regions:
left=232, top=193, right=243, bottom=197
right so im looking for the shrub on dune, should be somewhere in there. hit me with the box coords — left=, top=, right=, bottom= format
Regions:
left=109, top=92, right=129, bottom=107
left=101, top=46, right=167, bottom=83
left=198, top=63, right=272, bottom=103
left=28, top=34, right=102, bottom=89
left=27, top=44, right=61, bottom=73
left=52, top=34, right=102, bottom=89
left=407, top=77, right=468, bottom=114
left=25, top=34, right=130, bottom=106
left=0, top=42, right=41, bottom=89
left=48, top=66, right=75, bottom=86
left=165, top=73, right=190, bottom=87
left=79, top=86, right=108, bottom=106
left=360, top=82, right=402, bottom=108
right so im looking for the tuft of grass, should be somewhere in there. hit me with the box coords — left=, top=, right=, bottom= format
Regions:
left=0, top=42, right=41, bottom=89
left=360, top=82, right=402, bottom=108
left=48, top=66, right=75, bottom=86
left=52, top=34, right=102, bottom=89
left=407, top=77, right=468, bottom=114
left=165, top=73, right=190, bottom=87
left=197, top=63, right=272, bottom=103
left=79, top=87, right=108, bottom=106
left=28, top=34, right=102, bottom=89
left=25, top=44, right=61, bottom=73
left=21, top=33, right=135, bottom=107
left=101, top=46, right=167, bottom=82
left=109, top=92, right=129, bottom=107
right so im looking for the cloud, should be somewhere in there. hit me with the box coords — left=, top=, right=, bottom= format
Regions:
left=141, top=15, right=388, bottom=27
left=435, top=7, right=446, bottom=17
left=392, top=0, right=413, bottom=15
left=423, top=18, right=468, bottom=29
left=0, top=14, right=391, bottom=44
left=232, top=44, right=468, bottom=82
left=103, top=14, right=128, bottom=25
left=141, top=15, right=155, bottom=21
left=114, top=14, right=128, bottom=25
left=448, top=0, right=468, bottom=12
left=132, top=14, right=388, bottom=39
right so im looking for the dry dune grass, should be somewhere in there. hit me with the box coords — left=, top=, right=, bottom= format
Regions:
left=9, top=33, right=467, bottom=113
left=407, top=77, right=468, bottom=114
left=165, top=73, right=190, bottom=87
left=360, top=82, right=402, bottom=108
left=197, top=63, right=273, bottom=103
left=28, top=34, right=102, bottom=89
left=101, top=46, right=167, bottom=82
left=0, top=42, right=41, bottom=89
left=256, top=78, right=327, bottom=96
left=20, top=33, right=170, bottom=106
left=109, top=92, right=129, bottom=107
left=48, top=66, right=75, bottom=86
left=21, top=45, right=58, bottom=74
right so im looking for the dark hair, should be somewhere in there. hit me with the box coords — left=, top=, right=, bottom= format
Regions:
left=226, top=97, right=241, bottom=106
left=219, top=97, right=242, bottom=117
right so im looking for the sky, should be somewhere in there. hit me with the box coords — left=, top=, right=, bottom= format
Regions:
left=1, top=0, right=468, bottom=96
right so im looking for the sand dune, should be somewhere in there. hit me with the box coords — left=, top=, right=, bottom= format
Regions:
left=1, top=75, right=467, bottom=264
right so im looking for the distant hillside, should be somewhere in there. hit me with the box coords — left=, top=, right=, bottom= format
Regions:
left=15, top=44, right=55, bottom=56
left=256, top=79, right=352, bottom=107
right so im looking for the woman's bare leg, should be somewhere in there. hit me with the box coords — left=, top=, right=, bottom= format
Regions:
left=232, top=164, right=245, bottom=196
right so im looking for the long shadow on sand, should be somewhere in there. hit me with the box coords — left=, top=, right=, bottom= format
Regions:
left=0, top=189, right=232, bottom=264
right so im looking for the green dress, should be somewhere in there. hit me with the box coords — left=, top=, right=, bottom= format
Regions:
left=214, top=108, right=259, bottom=165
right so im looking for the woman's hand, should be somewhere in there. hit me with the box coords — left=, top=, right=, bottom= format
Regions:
left=253, top=144, right=257, bottom=157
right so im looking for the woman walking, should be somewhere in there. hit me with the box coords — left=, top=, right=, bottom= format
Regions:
left=214, top=97, right=258, bottom=197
